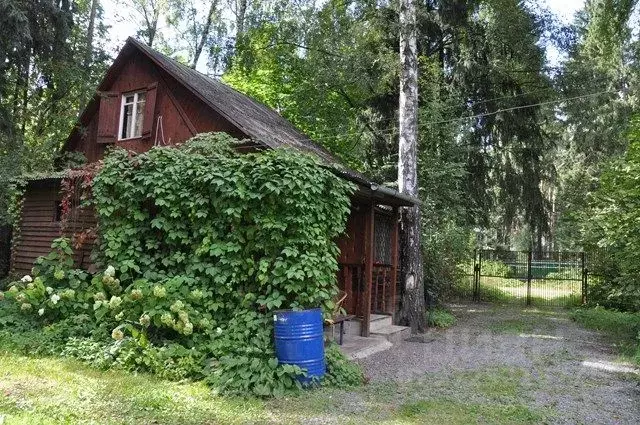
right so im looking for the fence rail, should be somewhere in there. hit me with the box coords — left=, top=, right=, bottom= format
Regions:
left=452, top=250, right=590, bottom=307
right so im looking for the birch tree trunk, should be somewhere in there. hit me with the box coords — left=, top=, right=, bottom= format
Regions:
left=398, top=0, right=426, bottom=333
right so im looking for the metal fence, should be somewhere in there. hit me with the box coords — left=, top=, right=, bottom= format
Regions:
left=452, top=250, right=588, bottom=307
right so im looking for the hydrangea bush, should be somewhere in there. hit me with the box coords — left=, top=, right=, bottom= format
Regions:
left=1, top=133, right=363, bottom=396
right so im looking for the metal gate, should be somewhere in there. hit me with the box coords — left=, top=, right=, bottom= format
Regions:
left=454, top=250, right=588, bottom=307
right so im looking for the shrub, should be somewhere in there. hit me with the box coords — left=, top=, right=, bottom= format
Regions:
left=323, top=343, right=365, bottom=387
left=1, top=133, right=359, bottom=396
left=581, top=117, right=640, bottom=310
left=427, top=309, right=457, bottom=328
left=481, top=260, right=512, bottom=277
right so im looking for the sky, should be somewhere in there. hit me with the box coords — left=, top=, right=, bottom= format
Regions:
left=543, top=0, right=585, bottom=21
left=101, top=0, right=587, bottom=71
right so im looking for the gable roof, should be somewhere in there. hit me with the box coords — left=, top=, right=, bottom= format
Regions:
left=64, top=38, right=418, bottom=207
left=128, top=38, right=343, bottom=166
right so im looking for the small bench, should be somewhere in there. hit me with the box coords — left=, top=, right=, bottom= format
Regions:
left=327, top=314, right=356, bottom=345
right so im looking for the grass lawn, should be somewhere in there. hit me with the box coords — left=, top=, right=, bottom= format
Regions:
left=0, top=350, right=550, bottom=424
left=570, top=307, right=640, bottom=363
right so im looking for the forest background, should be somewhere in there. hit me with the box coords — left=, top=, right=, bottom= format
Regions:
left=2, top=0, right=639, bottom=307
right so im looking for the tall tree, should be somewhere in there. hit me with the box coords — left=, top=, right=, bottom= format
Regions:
left=166, top=0, right=223, bottom=69
left=121, top=0, right=168, bottom=47
left=398, top=0, right=425, bottom=332
left=0, top=0, right=109, bottom=223
left=85, top=0, right=99, bottom=67
left=554, top=0, right=640, bottom=248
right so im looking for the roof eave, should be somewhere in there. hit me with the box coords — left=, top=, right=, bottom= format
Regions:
left=330, top=168, right=419, bottom=207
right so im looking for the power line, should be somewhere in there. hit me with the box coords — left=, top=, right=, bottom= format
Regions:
left=353, top=86, right=561, bottom=129
left=299, top=89, right=616, bottom=146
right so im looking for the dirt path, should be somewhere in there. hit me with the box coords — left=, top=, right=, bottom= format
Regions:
left=356, top=304, right=640, bottom=424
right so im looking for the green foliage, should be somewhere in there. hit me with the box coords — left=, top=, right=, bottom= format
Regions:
left=3, top=238, right=92, bottom=323
left=422, top=219, right=473, bottom=304
left=1, top=133, right=358, bottom=396
left=427, top=309, right=457, bottom=328
left=0, top=0, right=109, bottom=197
left=322, top=343, right=365, bottom=387
left=482, top=260, right=513, bottom=278
left=582, top=117, right=640, bottom=310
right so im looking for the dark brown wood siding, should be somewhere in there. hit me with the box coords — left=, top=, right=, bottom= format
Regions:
left=74, top=53, right=247, bottom=163
left=11, top=181, right=97, bottom=276
left=11, top=184, right=62, bottom=275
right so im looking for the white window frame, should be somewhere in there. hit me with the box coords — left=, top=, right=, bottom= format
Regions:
left=118, top=91, right=145, bottom=140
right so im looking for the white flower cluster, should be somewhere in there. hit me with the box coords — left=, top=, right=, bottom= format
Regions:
left=104, top=265, right=116, bottom=277
left=139, top=313, right=151, bottom=327
left=20, top=275, right=32, bottom=283
left=153, top=285, right=167, bottom=298
left=109, top=296, right=122, bottom=309
left=111, top=328, right=124, bottom=340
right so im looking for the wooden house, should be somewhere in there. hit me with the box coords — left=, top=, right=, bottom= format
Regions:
left=11, top=38, right=418, bottom=337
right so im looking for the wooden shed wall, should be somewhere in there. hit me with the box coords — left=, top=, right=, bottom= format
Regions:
left=337, top=204, right=367, bottom=265
left=11, top=184, right=62, bottom=275
left=11, top=182, right=96, bottom=276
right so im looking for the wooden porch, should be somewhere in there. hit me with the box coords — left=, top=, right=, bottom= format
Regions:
left=336, top=202, right=400, bottom=337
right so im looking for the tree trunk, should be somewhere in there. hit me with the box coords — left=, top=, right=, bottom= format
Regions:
left=191, top=0, right=219, bottom=69
left=141, top=1, right=160, bottom=47
left=85, top=0, right=99, bottom=67
left=236, top=0, right=247, bottom=40
left=398, top=0, right=425, bottom=333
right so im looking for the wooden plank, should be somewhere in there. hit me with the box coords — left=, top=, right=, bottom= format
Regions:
left=19, top=222, right=61, bottom=228
left=13, top=239, right=57, bottom=249
left=16, top=232, right=61, bottom=239
left=362, top=203, right=374, bottom=337
left=382, top=267, right=387, bottom=313
left=390, top=207, right=399, bottom=317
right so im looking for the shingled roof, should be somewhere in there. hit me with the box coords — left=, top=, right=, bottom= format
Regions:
left=129, top=38, right=343, bottom=167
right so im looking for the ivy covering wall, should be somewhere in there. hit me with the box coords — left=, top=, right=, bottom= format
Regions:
left=1, top=133, right=361, bottom=396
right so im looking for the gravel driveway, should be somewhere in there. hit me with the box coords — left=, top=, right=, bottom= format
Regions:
left=356, top=303, right=640, bottom=424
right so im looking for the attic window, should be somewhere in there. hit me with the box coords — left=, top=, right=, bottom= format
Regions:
left=118, top=91, right=146, bottom=140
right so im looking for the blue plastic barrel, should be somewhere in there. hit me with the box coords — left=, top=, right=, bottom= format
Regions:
left=274, top=308, right=325, bottom=383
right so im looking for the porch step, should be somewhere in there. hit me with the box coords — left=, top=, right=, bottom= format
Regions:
left=338, top=335, right=393, bottom=360
left=370, top=325, right=411, bottom=344
left=369, top=314, right=393, bottom=332
left=344, top=314, right=393, bottom=336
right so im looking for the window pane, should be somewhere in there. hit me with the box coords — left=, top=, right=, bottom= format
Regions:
left=134, top=93, right=146, bottom=137
left=121, top=103, right=133, bottom=139
left=125, top=95, right=134, bottom=104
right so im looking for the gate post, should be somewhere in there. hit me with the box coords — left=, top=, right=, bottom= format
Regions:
left=581, top=252, right=587, bottom=305
left=526, top=251, right=532, bottom=306
left=473, top=249, right=482, bottom=302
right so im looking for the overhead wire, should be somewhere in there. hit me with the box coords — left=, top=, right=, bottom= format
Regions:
left=295, top=88, right=617, bottom=148
left=354, top=86, right=563, bottom=129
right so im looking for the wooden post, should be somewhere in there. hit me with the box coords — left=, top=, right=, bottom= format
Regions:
left=390, top=207, right=399, bottom=317
left=362, top=203, right=374, bottom=337
left=346, top=266, right=353, bottom=314
left=381, top=267, right=386, bottom=313
left=581, top=252, right=587, bottom=305
left=526, top=250, right=532, bottom=306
